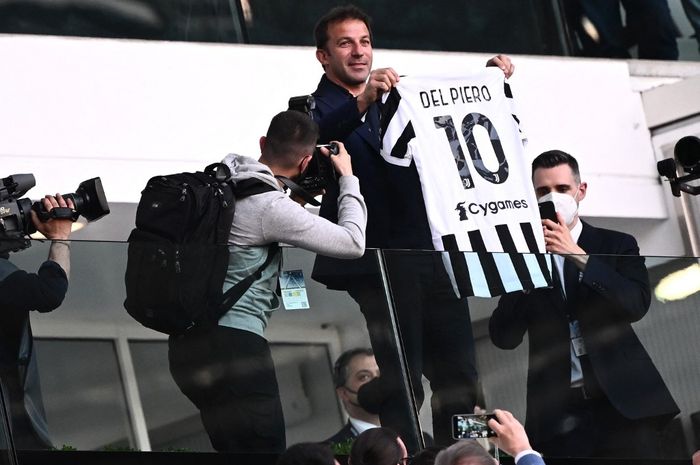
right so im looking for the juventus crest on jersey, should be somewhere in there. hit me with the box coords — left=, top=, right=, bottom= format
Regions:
left=380, top=68, right=552, bottom=297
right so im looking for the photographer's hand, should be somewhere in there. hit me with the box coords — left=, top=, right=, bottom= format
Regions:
left=32, top=194, right=75, bottom=279
left=323, top=141, right=353, bottom=177
left=32, top=194, right=75, bottom=241
left=488, top=409, right=533, bottom=458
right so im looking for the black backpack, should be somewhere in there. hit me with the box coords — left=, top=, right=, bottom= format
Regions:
left=123, top=163, right=277, bottom=335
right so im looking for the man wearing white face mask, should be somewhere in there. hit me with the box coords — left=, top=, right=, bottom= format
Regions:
left=489, top=150, right=678, bottom=459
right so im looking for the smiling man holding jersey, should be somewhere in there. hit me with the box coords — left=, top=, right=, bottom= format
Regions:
left=308, top=5, right=515, bottom=452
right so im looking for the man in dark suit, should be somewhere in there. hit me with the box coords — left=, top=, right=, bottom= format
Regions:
left=325, top=348, right=380, bottom=445
left=489, top=150, right=679, bottom=458
left=309, top=5, right=515, bottom=451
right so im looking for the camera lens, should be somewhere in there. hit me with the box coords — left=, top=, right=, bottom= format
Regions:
left=674, top=136, right=700, bottom=174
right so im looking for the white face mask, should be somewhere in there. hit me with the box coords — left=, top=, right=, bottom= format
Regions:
left=538, top=190, right=579, bottom=227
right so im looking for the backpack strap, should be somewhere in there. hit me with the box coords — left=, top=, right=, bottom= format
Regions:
left=215, top=243, right=281, bottom=321
left=234, top=177, right=278, bottom=198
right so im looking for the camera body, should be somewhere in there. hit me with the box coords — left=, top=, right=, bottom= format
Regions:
left=297, top=142, right=339, bottom=192
left=0, top=174, right=110, bottom=254
left=0, top=174, right=36, bottom=253
left=288, top=95, right=338, bottom=193
left=657, top=135, right=700, bottom=197
left=452, top=413, right=497, bottom=439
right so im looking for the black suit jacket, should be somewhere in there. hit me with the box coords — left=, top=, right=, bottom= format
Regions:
left=310, top=75, right=433, bottom=289
left=324, top=420, right=356, bottom=445
left=0, top=258, right=68, bottom=448
left=489, top=221, right=679, bottom=444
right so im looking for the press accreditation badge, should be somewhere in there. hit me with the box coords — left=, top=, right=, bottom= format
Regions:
left=280, top=270, right=310, bottom=310
left=570, top=320, right=587, bottom=357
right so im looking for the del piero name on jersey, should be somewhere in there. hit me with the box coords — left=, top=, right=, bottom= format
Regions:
left=419, top=85, right=492, bottom=109
left=455, top=198, right=529, bottom=221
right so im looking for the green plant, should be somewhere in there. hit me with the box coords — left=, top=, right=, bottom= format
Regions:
left=330, top=438, right=354, bottom=455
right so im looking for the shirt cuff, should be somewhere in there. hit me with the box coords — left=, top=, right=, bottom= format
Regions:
left=514, top=450, right=542, bottom=464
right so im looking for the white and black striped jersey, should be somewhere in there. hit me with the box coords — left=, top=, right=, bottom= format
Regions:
left=380, top=68, right=551, bottom=297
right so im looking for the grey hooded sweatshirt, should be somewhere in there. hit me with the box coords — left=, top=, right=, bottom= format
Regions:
left=218, top=153, right=367, bottom=337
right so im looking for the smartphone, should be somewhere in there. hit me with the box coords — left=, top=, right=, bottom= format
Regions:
left=538, top=200, right=558, bottom=223
left=452, top=413, right=497, bottom=439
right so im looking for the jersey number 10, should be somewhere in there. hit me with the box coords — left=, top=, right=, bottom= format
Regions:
left=434, top=112, right=510, bottom=189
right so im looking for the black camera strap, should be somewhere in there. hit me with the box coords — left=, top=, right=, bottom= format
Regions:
left=275, top=176, right=321, bottom=207
left=34, top=207, right=79, bottom=222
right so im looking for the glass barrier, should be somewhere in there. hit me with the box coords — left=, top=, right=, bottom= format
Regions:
left=0, top=239, right=413, bottom=463
left=1, top=238, right=699, bottom=463
left=0, top=385, right=17, bottom=465
left=0, top=0, right=698, bottom=61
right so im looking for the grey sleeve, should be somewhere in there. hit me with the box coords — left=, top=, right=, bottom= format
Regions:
left=261, top=175, right=367, bottom=258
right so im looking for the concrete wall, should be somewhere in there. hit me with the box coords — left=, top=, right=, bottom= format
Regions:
left=2, top=34, right=699, bottom=255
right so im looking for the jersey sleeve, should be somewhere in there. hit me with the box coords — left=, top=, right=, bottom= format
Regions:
left=504, top=80, right=527, bottom=144
left=379, top=87, right=414, bottom=167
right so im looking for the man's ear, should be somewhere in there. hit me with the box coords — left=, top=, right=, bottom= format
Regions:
left=259, top=136, right=266, bottom=153
left=299, top=154, right=312, bottom=174
left=336, top=386, right=349, bottom=402
left=577, top=181, right=588, bottom=202
left=316, top=48, right=329, bottom=67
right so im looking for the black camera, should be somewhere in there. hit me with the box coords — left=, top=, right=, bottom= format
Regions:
left=0, top=174, right=110, bottom=253
left=299, top=142, right=339, bottom=192
left=288, top=95, right=338, bottom=193
left=657, top=135, right=700, bottom=197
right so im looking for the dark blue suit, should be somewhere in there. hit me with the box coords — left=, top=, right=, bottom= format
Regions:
left=311, top=75, right=478, bottom=451
left=324, top=420, right=356, bottom=445
left=489, top=221, right=679, bottom=458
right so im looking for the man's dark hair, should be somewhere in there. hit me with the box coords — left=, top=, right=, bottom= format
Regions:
left=434, top=440, right=493, bottom=465
left=262, top=110, right=319, bottom=169
left=276, top=442, right=336, bottom=465
left=531, top=149, right=581, bottom=183
left=349, top=427, right=402, bottom=465
left=333, top=347, right=374, bottom=388
left=314, top=5, right=372, bottom=50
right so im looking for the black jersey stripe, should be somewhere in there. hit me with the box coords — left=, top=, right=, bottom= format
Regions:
left=519, top=222, right=553, bottom=287
left=468, top=230, right=505, bottom=296
left=442, top=234, right=474, bottom=297
left=380, top=88, right=415, bottom=160
left=391, top=122, right=415, bottom=159
left=504, top=82, right=513, bottom=98
left=496, top=224, right=533, bottom=290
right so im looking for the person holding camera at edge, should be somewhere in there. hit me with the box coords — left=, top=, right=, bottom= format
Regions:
left=308, top=4, right=514, bottom=452
left=489, top=150, right=679, bottom=458
left=435, top=409, right=545, bottom=465
left=0, top=193, right=75, bottom=449
left=167, top=110, right=367, bottom=453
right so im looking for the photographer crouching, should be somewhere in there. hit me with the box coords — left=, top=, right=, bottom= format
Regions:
left=0, top=193, right=75, bottom=449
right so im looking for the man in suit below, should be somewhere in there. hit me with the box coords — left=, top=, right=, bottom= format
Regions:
left=325, top=348, right=380, bottom=445
left=489, top=150, right=679, bottom=458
